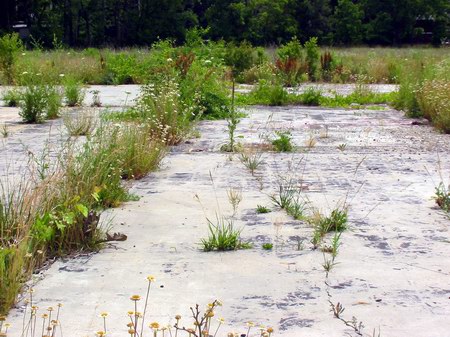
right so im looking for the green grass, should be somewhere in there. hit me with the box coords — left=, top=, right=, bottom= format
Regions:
left=201, top=216, right=251, bottom=252
left=256, top=205, right=271, bottom=214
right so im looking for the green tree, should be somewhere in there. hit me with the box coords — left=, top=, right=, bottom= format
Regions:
left=333, top=0, right=364, bottom=45
left=245, top=0, right=297, bottom=44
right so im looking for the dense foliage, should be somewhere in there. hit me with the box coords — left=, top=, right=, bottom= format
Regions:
left=0, top=0, right=448, bottom=47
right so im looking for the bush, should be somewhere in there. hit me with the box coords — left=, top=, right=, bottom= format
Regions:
left=2, top=88, right=21, bottom=107
left=133, top=78, right=195, bottom=145
left=106, top=53, right=138, bottom=84
left=179, top=59, right=230, bottom=119
left=224, top=41, right=256, bottom=79
left=18, top=84, right=48, bottom=123
left=0, top=33, right=23, bottom=84
left=245, top=80, right=288, bottom=106
left=300, top=87, right=323, bottom=106
left=64, top=78, right=85, bottom=106
left=272, top=131, right=293, bottom=152
left=277, top=37, right=303, bottom=61
left=46, top=86, right=63, bottom=119
left=305, top=37, right=320, bottom=82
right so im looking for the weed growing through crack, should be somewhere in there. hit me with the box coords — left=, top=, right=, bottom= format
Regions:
left=262, top=243, right=273, bottom=250
left=269, top=177, right=296, bottom=209
left=256, top=205, right=271, bottom=213
left=435, top=182, right=450, bottom=214
left=200, top=215, right=251, bottom=252
left=309, top=207, right=348, bottom=249
left=91, top=90, right=102, bottom=107
left=286, top=196, right=307, bottom=220
left=64, top=77, right=85, bottom=106
left=239, top=151, right=264, bottom=176
left=227, top=187, right=242, bottom=217
left=322, top=232, right=342, bottom=259
left=63, top=109, right=97, bottom=136
left=2, top=88, right=21, bottom=107
left=305, top=134, right=317, bottom=149
left=322, top=253, right=337, bottom=274
left=1, top=123, right=8, bottom=138
left=337, top=143, right=347, bottom=152
left=272, top=131, right=293, bottom=152
left=328, top=300, right=366, bottom=336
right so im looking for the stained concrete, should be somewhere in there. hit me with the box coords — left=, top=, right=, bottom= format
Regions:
left=2, top=85, right=449, bottom=337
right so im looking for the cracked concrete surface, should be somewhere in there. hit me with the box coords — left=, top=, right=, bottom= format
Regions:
left=2, top=85, right=449, bottom=337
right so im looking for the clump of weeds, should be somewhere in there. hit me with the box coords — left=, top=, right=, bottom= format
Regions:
left=63, top=109, right=97, bottom=136
left=272, top=131, right=294, bottom=152
left=200, top=215, right=251, bottom=252
left=239, top=150, right=264, bottom=176
left=256, top=205, right=271, bottom=214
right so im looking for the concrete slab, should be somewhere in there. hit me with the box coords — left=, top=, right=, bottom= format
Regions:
left=2, top=94, right=449, bottom=337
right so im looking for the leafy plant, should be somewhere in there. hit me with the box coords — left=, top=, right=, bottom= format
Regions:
left=272, top=131, right=293, bottom=152
left=18, top=84, right=48, bottom=123
left=304, top=37, right=320, bottom=81
left=2, top=88, right=21, bottom=107
left=64, top=78, right=85, bottom=107
left=46, top=85, right=63, bottom=119
left=262, top=243, right=273, bottom=250
left=0, top=33, right=23, bottom=84
left=300, top=87, right=322, bottom=106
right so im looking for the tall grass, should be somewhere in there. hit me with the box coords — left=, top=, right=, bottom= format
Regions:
left=395, top=59, right=450, bottom=133
left=0, top=76, right=193, bottom=314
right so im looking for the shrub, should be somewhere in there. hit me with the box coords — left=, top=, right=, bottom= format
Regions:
left=46, top=86, right=63, bottom=119
left=245, top=80, right=288, bottom=106
left=0, top=33, right=23, bottom=84
left=277, top=37, right=303, bottom=61
left=64, top=78, right=85, bottom=107
left=133, top=78, right=195, bottom=145
left=179, top=59, right=230, bottom=119
left=224, top=41, right=256, bottom=78
left=1, top=88, right=21, bottom=107
left=304, top=37, right=320, bottom=81
left=106, top=53, right=138, bottom=84
left=18, top=84, right=48, bottom=123
left=300, top=87, right=323, bottom=106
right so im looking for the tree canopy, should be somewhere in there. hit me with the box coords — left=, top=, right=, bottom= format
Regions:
left=0, top=0, right=448, bottom=47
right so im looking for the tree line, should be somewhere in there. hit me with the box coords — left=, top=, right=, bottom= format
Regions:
left=0, top=0, right=448, bottom=47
